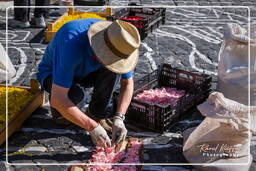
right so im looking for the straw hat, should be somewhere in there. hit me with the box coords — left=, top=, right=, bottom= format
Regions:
left=88, top=20, right=141, bottom=74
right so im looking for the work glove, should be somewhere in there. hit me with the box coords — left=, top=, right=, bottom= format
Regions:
left=89, top=124, right=111, bottom=148
left=112, top=116, right=127, bottom=145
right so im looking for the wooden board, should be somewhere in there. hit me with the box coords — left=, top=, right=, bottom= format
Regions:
left=0, top=80, right=45, bottom=145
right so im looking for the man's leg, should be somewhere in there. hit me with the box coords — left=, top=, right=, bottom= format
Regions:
left=10, top=0, right=31, bottom=28
left=33, top=0, right=50, bottom=27
left=86, top=67, right=121, bottom=119
left=14, top=0, right=30, bottom=22
left=34, top=0, right=50, bottom=18
left=43, top=76, right=85, bottom=125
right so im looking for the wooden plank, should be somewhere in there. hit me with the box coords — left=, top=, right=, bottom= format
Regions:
left=70, top=165, right=85, bottom=171
left=115, top=139, right=128, bottom=153
left=0, top=82, right=45, bottom=145
left=106, top=8, right=112, bottom=15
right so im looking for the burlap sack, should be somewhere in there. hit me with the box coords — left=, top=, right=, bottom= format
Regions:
left=217, top=23, right=256, bottom=133
left=183, top=92, right=255, bottom=171
left=217, top=23, right=256, bottom=106
left=0, top=43, right=16, bottom=83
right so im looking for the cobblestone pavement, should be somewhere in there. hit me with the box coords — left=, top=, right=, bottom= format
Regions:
left=0, top=0, right=256, bottom=170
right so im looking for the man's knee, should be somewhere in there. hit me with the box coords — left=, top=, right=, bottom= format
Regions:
left=68, top=84, right=85, bottom=105
left=42, top=76, right=85, bottom=106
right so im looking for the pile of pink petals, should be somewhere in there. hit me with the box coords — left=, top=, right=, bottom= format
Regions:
left=134, top=87, right=185, bottom=106
left=87, top=139, right=142, bottom=171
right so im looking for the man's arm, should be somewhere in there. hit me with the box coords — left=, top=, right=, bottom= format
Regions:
left=116, top=77, right=134, bottom=114
left=111, top=77, right=133, bottom=144
left=50, top=84, right=98, bottom=131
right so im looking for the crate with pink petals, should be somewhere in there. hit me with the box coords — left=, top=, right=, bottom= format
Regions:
left=113, top=63, right=211, bottom=133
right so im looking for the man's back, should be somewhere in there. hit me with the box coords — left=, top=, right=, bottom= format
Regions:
left=37, top=18, right=102, bottom=88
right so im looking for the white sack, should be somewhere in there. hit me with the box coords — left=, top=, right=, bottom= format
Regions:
left=183, top=92, right=255, bottom=171
left=217, top=23, right=256, bottom=106
left=0, top=43, right=16, bottom=83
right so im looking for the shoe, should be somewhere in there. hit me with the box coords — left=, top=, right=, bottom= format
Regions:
left=31, top=16, right=46, bottom=28
left=99, top=119, right=113, bottom=134
left=8, top=19, right=30, bottom=28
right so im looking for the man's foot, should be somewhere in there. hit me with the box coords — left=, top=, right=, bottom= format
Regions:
left=8, top=19, right=30, bottom=28
left=99, top=119, right=113, bottom=134
left=86, top=108, right=113, bottom=133
left=31, top=16, right=46, bottom=28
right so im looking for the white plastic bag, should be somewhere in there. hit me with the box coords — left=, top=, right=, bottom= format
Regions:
left=0, top=43, right=16, bottom=83
left=183, top=92, right=255, bottom=171
left=217, top=23, right=256, bottom=106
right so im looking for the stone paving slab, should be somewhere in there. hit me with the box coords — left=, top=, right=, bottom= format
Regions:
left=0, top=0, right=255, bottom=170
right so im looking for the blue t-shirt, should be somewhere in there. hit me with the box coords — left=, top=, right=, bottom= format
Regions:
left=37, top=18, right=133, bottom=88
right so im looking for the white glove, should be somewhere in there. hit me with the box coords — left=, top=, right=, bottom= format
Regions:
left=89, top=124, right=111, bottom=148
left=112, top=117, right=127, bottom=145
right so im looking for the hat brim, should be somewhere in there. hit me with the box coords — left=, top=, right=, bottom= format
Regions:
left=88, top=21, right=139, bottom=74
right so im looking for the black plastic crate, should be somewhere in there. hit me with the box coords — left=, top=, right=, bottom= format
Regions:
left=107, top=3, right=166, bottom=40
left=74, top=0, right=109, bottom=6
left=113, top=64, right=211, bottom=133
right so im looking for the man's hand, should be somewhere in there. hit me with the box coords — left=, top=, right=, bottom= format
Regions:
left=89, top=124, right=111, bottom=148
left=112, top=78, right=131, bottom=145
left=112, top=116, right=127, bottom=145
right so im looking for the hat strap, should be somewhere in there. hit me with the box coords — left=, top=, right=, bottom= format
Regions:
left=104, top=30, right=129, bottom=59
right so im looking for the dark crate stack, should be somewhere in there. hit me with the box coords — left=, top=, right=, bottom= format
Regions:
left=107, top=4, right=166, bottom=40
left=113, top=64, right=211, bottom=133
left=74, top=0, right=109, bottom=6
